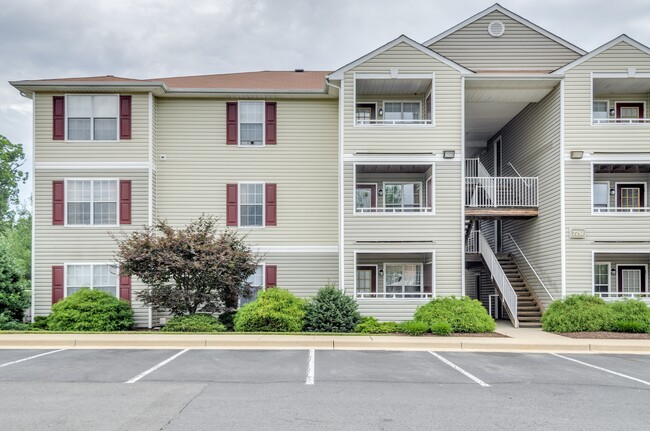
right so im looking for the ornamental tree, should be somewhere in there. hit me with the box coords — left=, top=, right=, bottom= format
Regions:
left=114, top=216, right=258, bottom=315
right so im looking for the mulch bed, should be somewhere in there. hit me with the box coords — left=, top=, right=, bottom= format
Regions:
left=558, top=332, right=650, bottom=340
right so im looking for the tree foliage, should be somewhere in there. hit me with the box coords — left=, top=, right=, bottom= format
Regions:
left=0, top=134, right=28, bottom=226
left=0, top=241, right=30, bottom=323
left=115, top=216, right=258, bottom=316
left=304, top=284, right=360, bottom=332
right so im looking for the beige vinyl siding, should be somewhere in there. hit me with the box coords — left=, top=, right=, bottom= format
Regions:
left=564, top=41, right=650, bottom=295
left=155, top=98, right=338, bottom=245
left=33, top=169, right=151, bottom=325
left=356, top=300, right=428, bottom=322
left=263, top=253, right=338, bottom=299
left=343, top=42, right=463, bottom=154
left=34, top=93, right=150, bottom=162
left=493, top=84, right=563, bottom=306
left=564, top=42, right=650, bottom=152
left=429, top=11, right=581, bottom=71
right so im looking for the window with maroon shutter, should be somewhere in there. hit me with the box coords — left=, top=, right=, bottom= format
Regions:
left=226, top=184, right=238, bottom=226
left=265, top=265, right=277, bottom=288
left=265, top=183, right=277, bottom=226
left=53, top=96, right=65, bottom=140
left=119, top=95, right=132, bottom=139
left=265, top=102, right=277, bottom=145
left=52, top=266, right=64, bottom=304
left=52, top=181, right=65, bottom=225
left=119, top=275, right=132, bottom=302
left=119, top=180, right=132, bottom=224
left=226, top=102, right=238, bottom=145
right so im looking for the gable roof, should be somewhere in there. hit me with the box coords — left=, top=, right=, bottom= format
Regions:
left=327, top=34, right=473, bottom=80
left=553, top=34, right=650, bottom=74
left=423, top=3, right=586, bottom=56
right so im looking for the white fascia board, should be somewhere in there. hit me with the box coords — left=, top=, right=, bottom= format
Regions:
left=328, top=34, right=473, bottom=80
left=35, top=162, right=149, bottom=170
left=554, top=35, right=650, bottom=74
left=251, top=246, right=338, bottom=253
left=423, top=4, right=586, bottom=56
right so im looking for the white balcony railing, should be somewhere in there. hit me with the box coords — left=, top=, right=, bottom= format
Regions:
left=356, top=292, right=434, bottom=299
left=356, top=207, right=433, bottom=214
left=593, top=207, right=650, bottom=214
left=466, top=177, right=538, bottom=207
left=465, top=158, right=491, bottom=178
left=356, top=119, right=432, bottom=126
left=593, top=118, right=650, bottom=125
left=596, top=292, right=650, bottom=301
left=466, top=227, right=479, bottom=254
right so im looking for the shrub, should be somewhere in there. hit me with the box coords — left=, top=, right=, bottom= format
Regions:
left=430, top=321, right=452, bottom=336
left=304, top=285, right=361, bottom=332
left=47, top=289, right=134, bottom=332
left=32, top=315, right=49, bottom=330
left=234, top=288, right=306, bottom=332
left=608, top=299, right=650, bottom=333
left=398, top=320, right=429, bottom=336
left=541, top=294, right=613, bottom=332
left=354, top=317, right=399, bottom=334
left=218, top=310, right=238, bottom=331
left=0, top=242, right=30, bottom=322
left=414, top=296, right=496, bottom=333
left=162, top=314, right=226, bottom=332
left=0, top=312, right=29, bottom=331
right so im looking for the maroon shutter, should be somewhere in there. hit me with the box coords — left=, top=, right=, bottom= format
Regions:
left=265, top=102, right=277, bottom=145
left=226, top=102, right=238, bottom=145
left=265, top=265, right=277, bottom=288
left=53, top=96, right=65, bottom=140
left=119, top=95, right=132, bottom=139
left=265, top=183, right=277, bottom=226
left=52, top=181, right=65, bottom=225
left=52, top=266, right=64, bottom=304
left=226, top=184, right=238, bottom=226
left=119, top=275, right=132, bottom=302
left=119, top=180, right=132, bottom=224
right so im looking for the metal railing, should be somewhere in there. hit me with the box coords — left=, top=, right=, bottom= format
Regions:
left=356, top=119, right=432, bottom=126
left=593, top=207, right=650, bottom=214
left=505, top=233, right=554, bottom=303
left=466, top=225, right=479, bottom=254
left=356, top=206, right=433, bottom=214
left=356, top=292, right=434, bottom=299
left=465, top=177, right=538, bottom=207
left=593, top=118, right=650, bottom=124
left=478, top=230, right=519, bottom=327
left=465, top=158, right=491, bottom=178
left=596, top=292, right=650, bottom=300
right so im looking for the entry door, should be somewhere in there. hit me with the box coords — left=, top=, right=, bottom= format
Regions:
left=617, top=184, right=645, bottom=209
left=356, top=266, right=377, bottom=296
left=355, top=184, right=377, bottom=212
left=616, top=102, right=644, bottom=120
left=618, top=266, right=646, bottom=293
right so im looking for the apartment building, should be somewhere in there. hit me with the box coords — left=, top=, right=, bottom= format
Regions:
left=11, top=4, right=650, bottom=328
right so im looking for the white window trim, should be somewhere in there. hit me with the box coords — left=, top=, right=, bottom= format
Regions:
left=64, top=262, right=119, bottom=298
left=64, top=178, right=120, bottom=228
left=64, top=94, right=120, bottom=142
left=382, top=181, right=424, bottom=211
left=238, top=263, right=266, bottom=307
left=383, top=262, right=424, bottom=294
left=591, top=99, right=610, bottom=124
left=592, top=261, right=611, bottom=295
left=591, top=180, right=610, bottom=214
left=616, top=264, right=649, bottom=294
left=237, top=100, right=266, bottom=147
left=237, top=181, right=266, bottom=228
left=381, top=100, right=423, bottom=124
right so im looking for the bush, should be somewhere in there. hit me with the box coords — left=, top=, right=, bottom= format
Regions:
left=162, top=314, right=226, bottom=332
left=430, top=321, right=452, bottom=336
left=414, top=296, right=496, bottom=333
left=398, top=320, right=429, bottom=336
left=304, top=285, right=361, bottom=332
left=0, top=242, right=30, bottom=322
left=0, top=312, right=29, bottom=331
left=47, top=289, right=134, bottom=332
left=218, top=310, right=238, bottom=331
left=608, top=299, right=650, bottom=333
left=541, top=294, right=613, bottom=332
left=32, top=315, right=49, bottom=330
left=354, top=317, right=399, bottom=334
left=234, top=288, right=306, bottom=332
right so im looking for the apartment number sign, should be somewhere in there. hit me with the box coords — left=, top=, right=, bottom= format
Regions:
left=570, top=228, right=586, bottom=239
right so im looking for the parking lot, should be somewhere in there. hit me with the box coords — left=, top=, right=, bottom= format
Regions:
left=1, top=349, right=648, bottom=430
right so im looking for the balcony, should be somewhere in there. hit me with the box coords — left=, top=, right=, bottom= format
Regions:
left=355, top=164, right=433, bottom=214
left=593, top=164, right=650, bottom=215
left=592, top=76, right=650, bottom=125
left=465, top=159, right=539, bottom=219
left=355, top=252, right=434, bottom=299
left=593, top=253, right=650, bottom=302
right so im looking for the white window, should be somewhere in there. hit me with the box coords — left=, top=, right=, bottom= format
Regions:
left=592, top=100, right=609, bottom=122
left=239, top=101, right=264, bottom=146
left=240, top=265, right=264, bottom=307
left=593, top=182, right=609, bottom=211
left=66, top=264, right=118, bottom=297
left=67, top=95, right=119, bottom=140
left=621, top=269, right=642, bottom=293
left=384, top=102, right=420, bottom=123
left=66, top=179, right=118, bottom=226
left=384, top=182, right=422, bottom=212
left=593, top=263, right=609, bottom=294
left=384, top=264, right=422, bottom=297
left=239, top=183, right=264, bottom=227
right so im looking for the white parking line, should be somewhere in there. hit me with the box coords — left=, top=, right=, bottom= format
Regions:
left=125, top=349, right=189, bottom=384
left=551, top=353, right=650, bottom=387
left=0, top=349, right=66, bottom=368
left=429, top=352, right=490, bottom=387
left=306, top=349, right=315, bottom=385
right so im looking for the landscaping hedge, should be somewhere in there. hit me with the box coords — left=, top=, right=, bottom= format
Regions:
left=234, top=288, right=306, bottom=332
left=47, top=289, right=134, bottom=332
left=414, top=296, right=496, bottom=333
left=354, top=317, right=399, bottom=334
left=304, top=285, right=360, bottom=332
left=162, top=314, right=226, bottom=332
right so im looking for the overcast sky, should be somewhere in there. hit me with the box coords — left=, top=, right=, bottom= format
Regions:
left=2, top=0, right=650, bottom=205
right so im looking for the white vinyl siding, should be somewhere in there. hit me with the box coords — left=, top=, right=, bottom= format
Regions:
left=67, top=95, right=118, bottom=141
left=66, top=179, right=118, bottom=226
left=66, top=263, right=118, bottom=297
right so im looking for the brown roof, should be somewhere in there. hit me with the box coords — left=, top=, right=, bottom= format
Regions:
left=21, top=71, right=331, bottom=91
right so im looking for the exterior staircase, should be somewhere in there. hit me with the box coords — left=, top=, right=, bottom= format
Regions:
left=496, top=254, right=542, bottom=328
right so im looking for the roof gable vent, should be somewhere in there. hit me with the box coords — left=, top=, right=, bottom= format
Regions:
left=488, top=20, right=505, bottom=38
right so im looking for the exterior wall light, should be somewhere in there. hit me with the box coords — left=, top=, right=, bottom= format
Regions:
left=609, top=108, right=616, bottom=116
left=570, top=150, right=584, bottom=159
left=610, top=188, right=616, bottom=196
left=379, top=269, right=384, bottom=276
left=442, top=150, right=455, bottom=159
left=378, top=189, right=384, bottom=197
left=378, top=108, right=383, bottom=116
left=610, top=268, right=616, bottom=276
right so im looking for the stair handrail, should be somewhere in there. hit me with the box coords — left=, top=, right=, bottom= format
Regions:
left=506, top=162, right=532, bottom=189
left=505, top=233, right=555, bottom=302
left=477, top=230, right=519, bottom=328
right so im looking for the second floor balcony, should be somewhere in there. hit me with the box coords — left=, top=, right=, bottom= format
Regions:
left=592, top=76, right=650, bottom=125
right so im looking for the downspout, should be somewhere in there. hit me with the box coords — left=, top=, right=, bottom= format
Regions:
left=30, top=93, right=36, bottom=322
left=460, top=76, right=466, bottom=297
left=325, top=78, right=344, bottom=293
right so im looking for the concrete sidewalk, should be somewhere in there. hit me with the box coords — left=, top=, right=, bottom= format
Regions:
left=1, top=322, right=649, bottom=353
